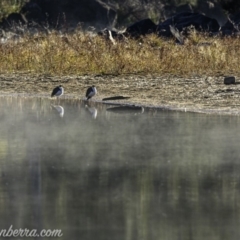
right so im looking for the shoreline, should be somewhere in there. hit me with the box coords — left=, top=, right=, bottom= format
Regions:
left=0, top=73, right=240, bottom=115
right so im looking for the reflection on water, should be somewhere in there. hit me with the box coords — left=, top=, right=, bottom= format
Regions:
left=106, top=105, right=144, bottom=114
left=0, top=97, right=240, bottom=240
left=85, top=104, right=98, bottom=119
left=52, top=105, right=64, bottom=118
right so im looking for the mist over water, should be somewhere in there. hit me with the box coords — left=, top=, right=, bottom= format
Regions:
left=0, top=97, right=240, bottom=240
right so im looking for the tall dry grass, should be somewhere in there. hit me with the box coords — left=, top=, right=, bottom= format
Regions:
left=0, top=30, right=240, bottom=76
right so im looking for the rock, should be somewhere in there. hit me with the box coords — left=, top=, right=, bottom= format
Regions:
left=220, top=1, right=240, bottom=15
left=157, top=12, right=220, bottom=38
left=0, top=13, right=27, bottom=29
left=196, top=1, right=227, bottom=26
left=161, top=2, right=227, bottom=27
left=221, top=12, right=240, bottom=35
left=224, top=76, right=235, bottom=85
left=20, top=2, right=46, bottom=26
left=125, top=18, right=157, bottom=37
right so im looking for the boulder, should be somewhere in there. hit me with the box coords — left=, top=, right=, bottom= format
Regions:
left=0, top=13, right=26, bottom=29
left=157, top=12, right=220, bottom=38
left=161, top=2, right=227, bottom=27
left=20, top=2, right=46, bottom=26
left=224, top=76, right=235, bottom=85
left=125, top=18, right=157, bottom=37
left=196, top=1, right=227, bottom=26
left=221, top=12, right=240, bottom=35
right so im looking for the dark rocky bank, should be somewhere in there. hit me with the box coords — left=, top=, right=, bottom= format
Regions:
left=1, top=0, right=240, bottom=41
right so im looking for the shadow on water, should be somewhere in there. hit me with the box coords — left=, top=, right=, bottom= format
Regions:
left=0, top=97, right=240, bottom=239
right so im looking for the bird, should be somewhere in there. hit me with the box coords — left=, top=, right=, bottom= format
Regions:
left=51, top=85, right=64, bottom=98
left=86, top=85, right=97, bottom=100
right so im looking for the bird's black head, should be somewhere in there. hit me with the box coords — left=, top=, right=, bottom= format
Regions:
left=59, top=85, right=62, bottom=87
left=92, top=85, right=95, bottom=88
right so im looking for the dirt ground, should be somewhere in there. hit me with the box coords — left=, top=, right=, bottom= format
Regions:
left=1, top=73, right=240, bottom=114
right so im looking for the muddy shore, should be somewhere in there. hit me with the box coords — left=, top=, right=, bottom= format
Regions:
left=1, top=73, right=240, bottom=115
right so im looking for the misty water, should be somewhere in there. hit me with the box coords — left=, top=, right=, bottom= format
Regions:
left=0, top=97, right=240, bottom=240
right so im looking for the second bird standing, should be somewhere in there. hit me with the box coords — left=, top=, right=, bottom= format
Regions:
left=86, top=86, right=97, bottom=100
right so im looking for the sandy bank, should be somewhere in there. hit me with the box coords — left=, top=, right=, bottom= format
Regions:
left=0, top=73, right=240, bottom=115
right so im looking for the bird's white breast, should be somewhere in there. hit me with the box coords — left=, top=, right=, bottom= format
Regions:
left=56, top=87, right=64, bottom=96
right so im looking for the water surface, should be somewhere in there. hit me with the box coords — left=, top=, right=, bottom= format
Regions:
left=0, top=97, right=240, bottom=240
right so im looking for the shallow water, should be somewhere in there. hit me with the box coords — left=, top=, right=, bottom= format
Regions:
left=0, top=97, right=240, bottom=240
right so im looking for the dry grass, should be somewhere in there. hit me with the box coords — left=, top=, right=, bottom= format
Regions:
left=0, top=30, right=240, bottom=77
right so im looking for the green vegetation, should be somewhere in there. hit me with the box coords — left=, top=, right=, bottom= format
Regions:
left=92, top=0, right=198, bottom=26
left=0, top=0, right=26, bottom=19
left=0, top=31, right=239, bottom=76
